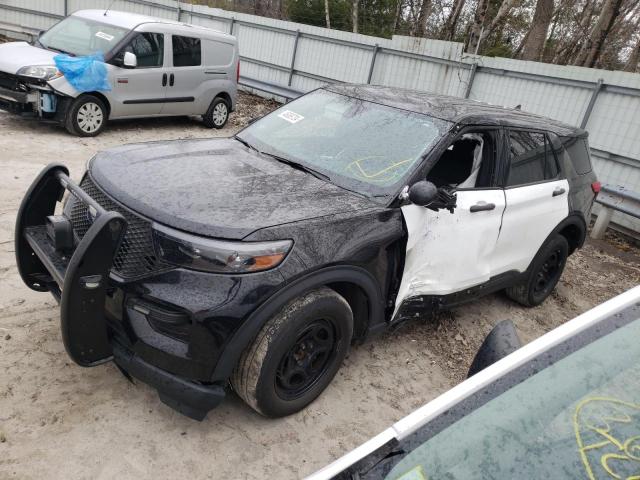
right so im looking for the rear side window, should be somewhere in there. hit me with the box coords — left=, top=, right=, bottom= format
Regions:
left=173, top=35, right=201, bottom=67
left=506, top=131, right=558, bottom=187
left=565, top=137, right=592, bottom=175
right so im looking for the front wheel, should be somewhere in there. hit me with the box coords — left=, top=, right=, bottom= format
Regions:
left=231, top=287, right=353, bottom=417
left=65, top=94, right=107, bottom=137
left=202, top=97, right=229, bottom=129
left=505, top=234, right=569, bottom=307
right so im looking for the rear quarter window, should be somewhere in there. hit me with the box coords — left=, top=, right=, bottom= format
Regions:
left=172, top=35, right=201, bottom=67
left=564, top=137, right=592, bottom=175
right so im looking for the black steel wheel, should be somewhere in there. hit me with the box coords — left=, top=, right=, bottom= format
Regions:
left=275, top=318, right=337, bottom=401
left=506, top=234, right=569, bottom=307
left=231, top=287, right=353, bottom=417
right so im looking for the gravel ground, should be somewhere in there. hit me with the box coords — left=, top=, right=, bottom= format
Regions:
left=1, top=92, right=639, bottom=479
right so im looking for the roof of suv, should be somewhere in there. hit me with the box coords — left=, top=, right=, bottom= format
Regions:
left=326, top=84, right=585, bottom=137
left=73, top=9, right=233, bottom=40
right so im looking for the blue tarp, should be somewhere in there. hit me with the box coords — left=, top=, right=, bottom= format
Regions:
left=53, top=53, right=111, bottom=92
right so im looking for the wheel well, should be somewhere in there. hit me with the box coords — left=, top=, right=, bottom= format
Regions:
left=558, top=222, right=584, bottom=254
left=327, top=282, right=370, bottom=340
left=85, top=91, right=111, bottom=117
left=216, top=92, right=232, bottom=110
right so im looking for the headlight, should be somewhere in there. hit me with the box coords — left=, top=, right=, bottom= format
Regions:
left=17, top=65, right=61, bottom=80
left=153, top=224, right=292, bottom=274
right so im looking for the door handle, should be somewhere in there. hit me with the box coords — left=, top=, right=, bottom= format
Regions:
left=552, top=187, right=566, bottom=197
left=169, top=73, right=175, bottom=86
left=470, top=202, right=495, bottom=212
left=162, top=73, right=167, bottom=86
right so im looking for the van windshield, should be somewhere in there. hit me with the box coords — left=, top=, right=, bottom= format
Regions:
left=39, top=16, right=129, bottom=56
left=236, top=90, right=451, bottom=199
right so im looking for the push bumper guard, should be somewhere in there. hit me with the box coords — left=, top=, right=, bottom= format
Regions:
left=15, top=164, right=225, bottom=420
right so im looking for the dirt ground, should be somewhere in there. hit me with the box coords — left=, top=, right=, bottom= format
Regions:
left=1, top=92, right=639, bottom=479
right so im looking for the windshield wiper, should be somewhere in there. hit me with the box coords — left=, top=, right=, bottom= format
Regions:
left=260, top=151, right=331, bottom=182
left=45, top=45, right=74, bottom=56
left=234, top=135, right=259, bottom=152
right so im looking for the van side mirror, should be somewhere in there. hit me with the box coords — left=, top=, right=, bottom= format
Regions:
left=123, top=52, right=137, bottom=68
left=408, top=181, right=438, bottom=207
left=467, top=320, right=522, bottom=378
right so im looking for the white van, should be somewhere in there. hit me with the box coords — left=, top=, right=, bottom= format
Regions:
left=0, top=9, right=239, bottom=136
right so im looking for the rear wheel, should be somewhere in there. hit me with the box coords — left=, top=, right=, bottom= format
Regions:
left=505, top=234, right=569, bottom=307
left=231, top=287, right=353, bottom=417
left=65, top=94, right=107, bottom=137
left=202, top=97, right=229, bottom=129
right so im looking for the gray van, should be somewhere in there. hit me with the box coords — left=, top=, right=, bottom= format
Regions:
left=0, top=9, right=238, bottom=136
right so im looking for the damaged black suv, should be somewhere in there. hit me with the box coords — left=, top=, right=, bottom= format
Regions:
left=16, top=85, right=599, bottom=420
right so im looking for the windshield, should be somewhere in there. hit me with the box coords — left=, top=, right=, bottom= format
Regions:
left=236, top=90, right=451, bottom=198
left=371, top=308, right=640, bottom=480
left=39, top=16, right=129, bottom=56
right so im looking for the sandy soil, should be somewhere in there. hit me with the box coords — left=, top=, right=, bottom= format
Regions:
left=1, top=93, right=639, bottom=479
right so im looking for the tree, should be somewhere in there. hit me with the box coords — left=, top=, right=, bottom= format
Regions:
left=441, top=0, right=466, bottom=40
left=467, top=0, right=489, bottom=52
left=573, top=0, right=624, bottom=66
left=324, top=0, right=331, bottom=27
left=520, top=0, right=554, bottom=60
left=625, top=36, right=640, bottom=71
left=352, top=0, right=359, bottom=32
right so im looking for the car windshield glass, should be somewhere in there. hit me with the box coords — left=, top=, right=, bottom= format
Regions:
left=375, top=311, right=640, bottom=480
left=236, top=90, right=451, bottom=199
left=39, top=16, right=129, bottom=56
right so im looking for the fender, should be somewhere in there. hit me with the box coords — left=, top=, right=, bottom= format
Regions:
left=210, top=265, right=386, bottom=381
left=550, top=212, right=587, bottom=252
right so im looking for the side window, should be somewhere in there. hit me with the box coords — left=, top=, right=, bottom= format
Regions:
left=506, top=131, right=558, bottom=187
left=117, top=32, right=164, bottom=67
left=426, top=131, right=496, bottom=189
left=172, top=36, right=201, bottom=67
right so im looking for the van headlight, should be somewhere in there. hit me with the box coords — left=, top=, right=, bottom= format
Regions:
left=152, top=224, right=292, bottom=274
left=17, top=65, right=61, bottom=80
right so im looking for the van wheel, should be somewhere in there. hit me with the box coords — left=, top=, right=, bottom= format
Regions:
left=505, top=234, right=569, bottom=307
left=231, top=287, right=353, bottom=417
left=65, top=94, right=107, bottom=137
left=203, top=97, right=229, bottom=129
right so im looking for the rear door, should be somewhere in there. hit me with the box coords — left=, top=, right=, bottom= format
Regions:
left=160, top=34, right=205, bottom=115
left=492, top=129, right=569, bottom=275
left=109, top=31, right=168, bottom=117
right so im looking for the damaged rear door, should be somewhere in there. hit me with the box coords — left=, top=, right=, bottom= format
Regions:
left=394, top=128, right=506, bottom=316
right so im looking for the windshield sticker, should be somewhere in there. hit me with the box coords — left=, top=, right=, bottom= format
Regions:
left=394, top=465, right=427, bottom=480
left=278, top=110, right=304, bottom=124
left=95, top=31, right=115, bottom=42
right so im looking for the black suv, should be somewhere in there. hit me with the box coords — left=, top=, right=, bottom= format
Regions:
left=16, top=85, right=599, bottom=420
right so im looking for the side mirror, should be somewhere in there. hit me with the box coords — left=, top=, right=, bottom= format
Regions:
left=467, top=320, right=522, bottom=378
left=408, top=180, right=438, bottom=207
left=123, top=52, right=137, bottom=68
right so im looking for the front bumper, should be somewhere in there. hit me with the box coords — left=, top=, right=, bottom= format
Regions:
left=15, top=164, right=226, bottom=420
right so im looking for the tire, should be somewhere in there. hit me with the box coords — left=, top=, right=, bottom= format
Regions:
left=202, top=97, right=230, bottom=129
left=505, top=234, right=569, bottom=307
left=65, top=94, right=107, bottom=137
left=231, top=287, right=353, bottom=417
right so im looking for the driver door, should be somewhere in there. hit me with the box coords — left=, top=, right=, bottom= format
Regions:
left=109, top=31, right=169, bottom=117
left=394, top=128, right=506, bottom=315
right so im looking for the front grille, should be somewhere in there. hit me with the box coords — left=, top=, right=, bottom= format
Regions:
left=66, top=174, right=173, bottom=281
left=0, top=71, right=37, bottom=92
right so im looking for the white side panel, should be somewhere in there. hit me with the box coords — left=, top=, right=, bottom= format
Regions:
left=394, top=189, right=506, bottom=313
left=493, top=179, right=569, bottom=274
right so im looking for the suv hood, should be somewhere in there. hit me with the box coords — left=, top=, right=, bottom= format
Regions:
left=0, top=42, right=57, bottom=74
left=89, top=138, right=380, bottom=239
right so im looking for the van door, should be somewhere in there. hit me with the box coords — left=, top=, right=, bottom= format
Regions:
left=394, top=129, right=506, bottom=316
left=160, top=34, right=206, bottom=115
left=109, top=32, right=168, bottom=117
left=492, top=130, right=569, bottom=275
